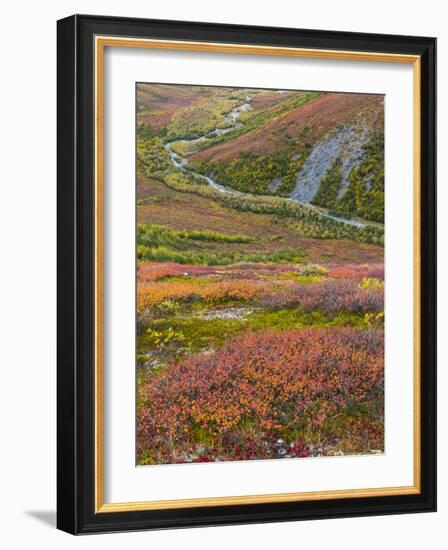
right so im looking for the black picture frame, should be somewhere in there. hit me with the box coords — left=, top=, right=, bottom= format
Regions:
left=57, top=14, right=436, bottom=534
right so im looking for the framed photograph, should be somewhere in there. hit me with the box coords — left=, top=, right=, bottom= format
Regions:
left=57, top=14, right=436, bottom=534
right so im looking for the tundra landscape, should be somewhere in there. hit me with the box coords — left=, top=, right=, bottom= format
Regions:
left=136, top=83, right=385, bottom=465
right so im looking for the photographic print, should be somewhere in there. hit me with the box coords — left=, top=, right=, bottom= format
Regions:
left=136, top=84, right=385, bottom=466
left=57, top=17, right=436, bottom=533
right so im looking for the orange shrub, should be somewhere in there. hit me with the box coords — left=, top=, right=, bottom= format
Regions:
left=137, top=279, right=272, bottom=311
left=137, top=328, right=384, bottom=464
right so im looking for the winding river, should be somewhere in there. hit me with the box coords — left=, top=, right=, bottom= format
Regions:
left=164, top=97, right=370, bottom=229
left=164, top=97, right=250, bottom=196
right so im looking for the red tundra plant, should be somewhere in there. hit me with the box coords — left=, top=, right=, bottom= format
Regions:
left=137, top=328, right=384, bottom=464
left=137, top=261, right=300, bottom=283
left=328, top=263, right=384, bottom=280
left=259, top=279, right=383, bottom=314
left=137, top=262, right=218, bottom=282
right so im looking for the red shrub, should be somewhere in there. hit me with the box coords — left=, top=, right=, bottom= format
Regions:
left=137, top=328, right=384, bottom=464
left=259, top=279, right=383, bottom=314
left=137, top=262, right=217, bottom=282
left=137, top=261, right=299, bottom=282
left=328, top=263, right=384, bottom=280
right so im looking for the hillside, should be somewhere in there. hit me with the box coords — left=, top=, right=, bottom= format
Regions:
left=137, top=84, right=211, bottom=131
left=137, top=84, right=385, bottom=227
left=189, top=91, right=384, bottom=221
left=137, top=176, right=383, bottom=265
left=191, top=92, right=383, bottom=162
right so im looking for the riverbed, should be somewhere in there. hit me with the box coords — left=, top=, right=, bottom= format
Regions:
left=164, top=96, right=371, bottom=229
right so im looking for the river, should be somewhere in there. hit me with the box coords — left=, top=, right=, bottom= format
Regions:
left=164, top=96, right=370, bottom=229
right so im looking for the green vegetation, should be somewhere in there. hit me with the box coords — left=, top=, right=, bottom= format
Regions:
left=137, top=246, right=305, bottom=265
left=359, top=277, right=384, bottom=290
left=156, top=173, right=384, bottom=246
left=213, top=91, right=321, bottom=148
left=192, top=149, right=309, bottom=196
left=297, top=263, right=329, bottom=277
left=169, top=91, right=321, bottom=156
left=166, top=94, right=241, bottom=141
left=338, top=133, right=384, bottom=222
left=136, top=177, right=384, bottom=266
left=136, top=135, right=171, bottom=178
left=136, top=84, right=385, bottom=464
left=311, top=134, right=385, bottom=223
left=312, top=157, right=343, bottom=209
left=136, top=130, right=384, bottom=246
left=136, top=223, right=305, bottom=265
left=137, top=307, right=369, bottom=361
left=161, top=170, right=207, bottom=187
left=137, top=122, right=167, bottom=140
left=247, top=308, right=368, bottom=331
left=136, top=89, right=384, bottom=244
left=138, top=316, right=244, bottom=356
left=138, top=224, right=255, bottom=245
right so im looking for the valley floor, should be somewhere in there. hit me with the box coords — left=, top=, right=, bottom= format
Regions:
left=136, top=178, right=384, bottom=465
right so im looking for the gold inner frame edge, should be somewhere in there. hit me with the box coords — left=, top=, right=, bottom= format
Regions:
left=94, top=35, right=421, bottom=513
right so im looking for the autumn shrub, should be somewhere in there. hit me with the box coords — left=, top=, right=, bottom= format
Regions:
left=166, top=94, right=239, bottom=141
left=137, top=279, right=272, bottom=312
left=156, top=170, right=384, bottom=245
left=136, top=135, right=174, bottom=179
left=138, top=262, right=385, bottom=283
left=136, top=224, right=305, bottom=265
left=138, top=223, right=255, bottom=246
left=137, top=262, right=183, bottom=282
left=137, top=328, right=384, bottom=464
left=137, top=243, right=305, bottom=266
left=297, top=263, right=328, bottom=277
left=328, top=263, right=384, bottom=280
left=137, top=262, right=220, bottom=282
left=359, top=277, right=384, bottom=290
left=259, top=279, right=383, bottom=314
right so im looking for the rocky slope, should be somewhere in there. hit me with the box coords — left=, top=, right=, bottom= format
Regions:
left=290, top=124, right=372, bottom=203
left=137, top=84, right=384, bottom=223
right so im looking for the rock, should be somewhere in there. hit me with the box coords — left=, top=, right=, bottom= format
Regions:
left=290, top=124, right=372, bottom=203
left=199, top=307, right=254, bottom=321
